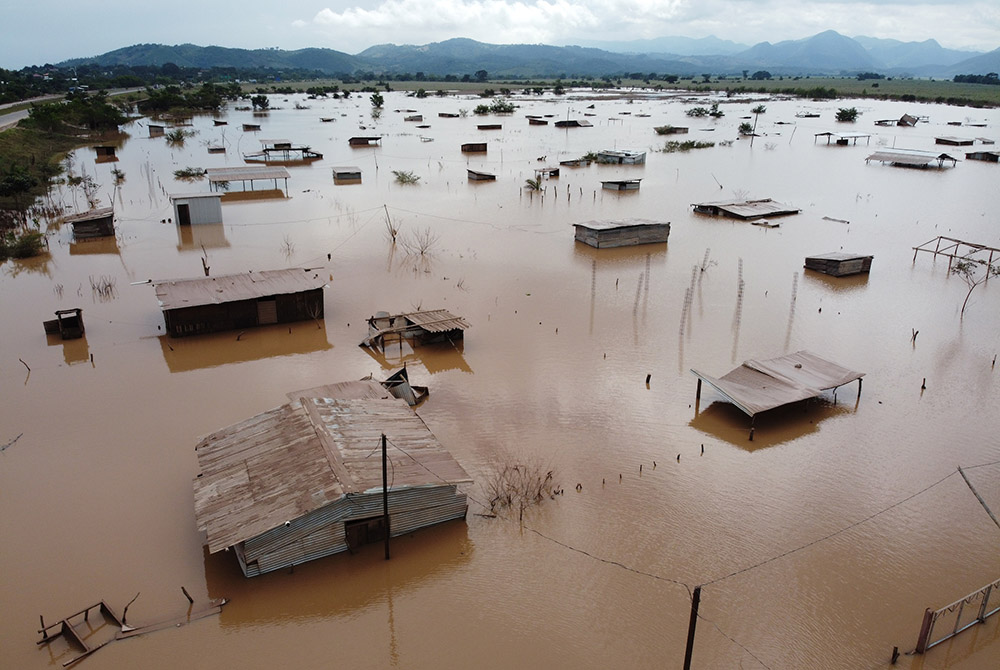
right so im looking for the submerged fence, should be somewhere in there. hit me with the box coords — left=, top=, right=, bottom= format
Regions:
left=915, top=577, right=1000, bottom=653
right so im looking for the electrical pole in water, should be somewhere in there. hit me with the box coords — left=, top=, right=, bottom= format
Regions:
left=382, top=433, right=391, bottom=560
left=683, top=585, right=702, bottom=670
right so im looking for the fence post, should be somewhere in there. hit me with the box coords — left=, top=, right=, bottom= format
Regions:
left=915, top=608, right=935, bottom=654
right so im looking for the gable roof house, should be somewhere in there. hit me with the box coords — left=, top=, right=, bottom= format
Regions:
left=193, top=383, right=471, bottom=577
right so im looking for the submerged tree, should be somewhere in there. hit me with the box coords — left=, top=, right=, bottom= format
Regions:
left=836, top=107, right=859, bottom=122
left=952, top=258, right=1000, bottom=317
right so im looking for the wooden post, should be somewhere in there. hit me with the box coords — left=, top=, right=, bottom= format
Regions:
left=857, top=377, right=862, bottom=398
left=696, top=378, right=702, bottom=400
left=683, top=586, right=702, bottom=670
left=891, top=646, right=900, bottom=664
left=382, top=433, right=391, bottom=560
left=915, top=607, right=935, bottom=653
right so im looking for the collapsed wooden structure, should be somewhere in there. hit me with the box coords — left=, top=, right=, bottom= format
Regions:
left=361, top=309, right=469, bottom=352
left=573, top=219, right=670, bottom=248
left=151, top=268, right=326, bottom=337
left=865, top=148, right=959, bottom=169
left=804, top=252, right=874, bottom=277
left=64, top=207, right=115, bottom=239
left=691, top=350, right=864, bottom=439
left=43, top=308, right=85, bottom=340
left=912, top=236, right=999, bottom=271
left=692, top=198, right=801, bottom=221
left=244, top=139, right=323, bottom=163
left=193, top=383, right=471, bottom=577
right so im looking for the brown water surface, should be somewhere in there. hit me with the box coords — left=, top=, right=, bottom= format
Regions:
left=2, top=90, right=999, bottom=669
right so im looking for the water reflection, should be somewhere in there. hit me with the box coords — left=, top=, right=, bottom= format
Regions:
left=158, top=322, right=332, bottom=373
left=176, top=223, right=230, bottom=251
left=360, top=339, right=473, bottom=375
left=802, top=268, right=872, bottom=292
left=221, top=189, right=287, bottom=202
left=204, top=520, right=472, bottom=625
left=46, top=333, right=90, bottom=365
left=690, top=397, right=856, bottom=449
left=70, top=236, right=120, bottom=255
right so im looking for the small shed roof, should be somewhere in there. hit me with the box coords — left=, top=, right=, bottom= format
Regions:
left=691, top=350, right=864, bottom=418
left=152, top=268, right=326, bottom=311
left=694, top=198, right=800, bottom=219
left=169, top=192, right=223, bottom=201
left=206, top=166, right=290, bottom=183
left=63, top=207, right=113, bottom=224
left=573, top=218, right=666, bottom=232
left=193, top=392, right=472, bottom=552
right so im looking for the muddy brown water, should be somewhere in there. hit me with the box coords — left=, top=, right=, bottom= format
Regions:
left=2, top=90, right=999, bottom=669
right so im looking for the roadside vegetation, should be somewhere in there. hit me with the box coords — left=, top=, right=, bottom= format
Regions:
left=0, top=92, right=126, bottom=259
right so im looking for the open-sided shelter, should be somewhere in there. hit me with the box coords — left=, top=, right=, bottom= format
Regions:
left=691, top=350, right=864, bottom=438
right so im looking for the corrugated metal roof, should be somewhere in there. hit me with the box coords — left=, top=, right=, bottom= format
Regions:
left=691, top=350, right=864, bottom=418
left=866, top=149, right=959, bottom=166
left=63, top=207, right=113, bottom=224
left=403, top=309, right=470, bottom=333
left=573, top=218, right=666, bottom=232
left=804, top=252, right=872, bottom=262
left=169, top=192, right=222, bottom=201
left=192, top=393, right=471, bottom=553
left=206, top=166, right=291, bottom=182
left=152, top=268, right=326, bottom=311
left=694, top=198, right=800, bottom=219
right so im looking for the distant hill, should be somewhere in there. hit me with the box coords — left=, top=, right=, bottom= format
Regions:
left=569, top=35, right=748, bottom=57
left=56, top=32, right=998, bottom=79
left=853, top=36, right=976, bottom=68
left=734, top=30, right=877, bottom=72
left=61, top=43, right=359, bottom=74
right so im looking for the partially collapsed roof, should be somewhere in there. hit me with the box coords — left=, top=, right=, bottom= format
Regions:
left=193, top=389, right=472, bottom=553
left=691, top=350, right=864, bottom=418
left=152, top=268, right=325, bottom=311
left=692, top=198, right=801, bottom=220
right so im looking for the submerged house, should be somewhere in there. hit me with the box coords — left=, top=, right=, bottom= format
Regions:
left=64, top=207, right=115, bottom=238
left=804, top=252, right=873, bottom=276
left=966, top=150, right=1000, bottom=163
left=170, top=193, right=223, bottom=225
left=349, top=136, right=382, bottom=147
left=193, top=384, right=471, bottom=577
left=332, top=166, right=362, bottom=181
left=554, top=119, right=593, bottom=128
left=152, top=268, right=326, bottom=337
left=596, top=149, right=646, bottom=165
left=461, top=142, right=487, bottom=153
left=573, top=219, right=670, bottom=248
left=602, top=179, right=641, bottom=191
left=362, top=309, right=469, bottom=351
left=42, top=308, right=85, bottom=340
left=467, top=169, right=496, bottom=181
left=692, top=198, right=800, bottom=221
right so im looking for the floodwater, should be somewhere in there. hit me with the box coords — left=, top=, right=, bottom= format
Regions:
left=2, top=88, right=999, bottom=670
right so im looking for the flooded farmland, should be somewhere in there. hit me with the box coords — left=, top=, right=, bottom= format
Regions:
left=1, top=88, right=999, bottom=669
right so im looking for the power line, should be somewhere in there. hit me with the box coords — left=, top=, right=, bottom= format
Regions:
left=703, top=469, right=960, bottom=587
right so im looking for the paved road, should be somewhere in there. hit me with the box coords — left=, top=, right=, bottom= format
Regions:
left=0, top=88, right=145, bottom=133
left=0, top=108, right=30, bottom=132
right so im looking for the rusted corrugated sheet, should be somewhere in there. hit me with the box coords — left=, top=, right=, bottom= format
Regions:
left=153, top=268, right=326, bottom=310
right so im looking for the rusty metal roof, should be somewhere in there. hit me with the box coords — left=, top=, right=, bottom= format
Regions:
left=401, top=309, right=470, bottom=333
left=573, top=218, right=666, bottom=231
left=206, top=166, right=290, bottom=182
left=152, top=268, right=326, bottom=311
left=691, top=350, right=864, bottom=418
left=192, top=393, right=472, bottom=553
left=63, top=207, right=113, bottom=224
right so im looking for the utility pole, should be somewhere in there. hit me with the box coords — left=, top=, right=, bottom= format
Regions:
left=382, top=433, right=391, bottom=560
left=683, top=585, right=702, bottom=670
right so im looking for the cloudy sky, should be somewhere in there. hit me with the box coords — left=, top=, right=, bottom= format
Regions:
left=3, top=0, right=998, bottom=69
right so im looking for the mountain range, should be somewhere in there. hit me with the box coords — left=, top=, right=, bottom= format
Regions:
left=60, top=31, right=1000, bottom=79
